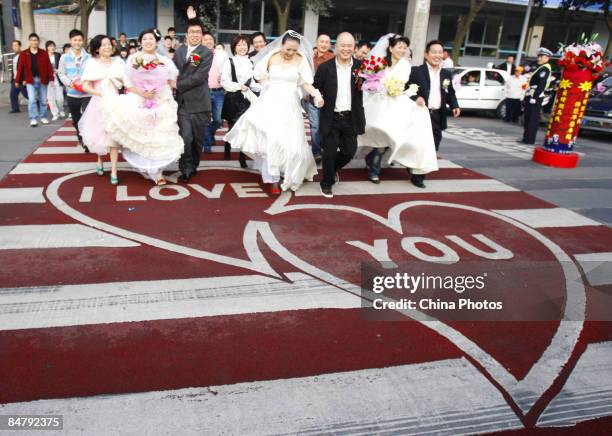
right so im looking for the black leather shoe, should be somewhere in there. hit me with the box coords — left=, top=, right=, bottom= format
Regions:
left=79, top=141, right=90, bottom=153
left=411, top=176, right=426, bottom=189
left=239, top=152, right=248, bottom=168
left=224, top=143, right=231, bottom=160
left=179, top=173, right=191, bottom=182
left=320, top=185, right=333, bottom=198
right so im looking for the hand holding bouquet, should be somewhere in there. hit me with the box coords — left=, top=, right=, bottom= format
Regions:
left=404, top=83, right=419, bottom=97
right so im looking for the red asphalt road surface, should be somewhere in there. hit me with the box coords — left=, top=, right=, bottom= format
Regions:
left=0, top=121, right=611, bottom=434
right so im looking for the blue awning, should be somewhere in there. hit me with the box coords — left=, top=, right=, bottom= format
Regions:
left=489, top=0, right=611, bottom=12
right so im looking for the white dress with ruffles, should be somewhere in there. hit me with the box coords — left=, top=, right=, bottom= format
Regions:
left=78, top=57, right=125, bottom=156
left=105, top=53, right=184, bottom=181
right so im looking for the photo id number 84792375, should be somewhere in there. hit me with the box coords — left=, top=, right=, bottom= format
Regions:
left=0, top=415, right=63, bottom=430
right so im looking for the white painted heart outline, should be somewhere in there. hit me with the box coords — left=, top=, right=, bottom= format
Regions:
left=46, top=168, right=585, bottom=418
left=265, top=192, right=586, bottom=416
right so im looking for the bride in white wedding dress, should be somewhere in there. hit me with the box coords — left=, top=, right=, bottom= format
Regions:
left=358, top=34, right=438, bottom=184
left=224, top=30, right=324, bottom=194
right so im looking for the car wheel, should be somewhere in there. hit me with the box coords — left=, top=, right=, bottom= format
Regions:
left=497, top=100, right=506, bottom=119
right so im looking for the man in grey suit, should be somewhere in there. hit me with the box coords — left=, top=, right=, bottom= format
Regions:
left=174, top=19, right=214, bottom=181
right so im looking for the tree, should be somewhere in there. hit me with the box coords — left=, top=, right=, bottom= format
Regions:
left=450, top=0, right=488, bottom=65
left=79, top=0, right=100, bottom=41
left=189, top=1, right=218, bottom=34
left=271, top=0, right=332, bottom=35
left=560, top=0, right=612, bottom=58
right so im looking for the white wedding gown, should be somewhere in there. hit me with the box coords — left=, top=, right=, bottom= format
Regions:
left=358, top=58, right=438, bottom=174
left=224, top=51, right=317, bottom=191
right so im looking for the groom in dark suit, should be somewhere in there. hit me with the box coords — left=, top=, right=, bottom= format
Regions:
left=314, top=32, right=365, bottom=198
left=174, top=19, right=214, bottom=182
left=407, top=39, right=460, bottom=188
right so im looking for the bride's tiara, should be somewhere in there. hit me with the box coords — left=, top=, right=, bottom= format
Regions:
left=287, top=30, right=302, bottom=40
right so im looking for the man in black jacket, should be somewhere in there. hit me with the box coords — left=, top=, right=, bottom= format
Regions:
left=406, top=39, right=460, bottom=188
left=174, top=19, right=214, bottom=182
left=496, top=55, right=516, bottom=76
left=314, top=32, right=366, bottom=198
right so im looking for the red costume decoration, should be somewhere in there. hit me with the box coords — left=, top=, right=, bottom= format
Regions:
left=532, top=38, right=608, bottom=168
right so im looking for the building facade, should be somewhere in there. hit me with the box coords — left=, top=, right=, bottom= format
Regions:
left=2, top=0, right=610, bottom=67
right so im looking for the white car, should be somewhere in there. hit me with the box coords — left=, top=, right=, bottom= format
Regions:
left=450, top=67, right=511, bottom=117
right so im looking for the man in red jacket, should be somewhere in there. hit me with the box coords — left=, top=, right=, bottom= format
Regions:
left=15, top=33, right=54, bottom=127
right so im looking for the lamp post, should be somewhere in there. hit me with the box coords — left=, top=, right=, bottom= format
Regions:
left=516, top=0, right=534, bottom=66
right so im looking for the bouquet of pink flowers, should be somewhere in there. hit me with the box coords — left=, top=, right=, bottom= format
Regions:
left=128, top=54, right=170, bottom=115
left=358, top=55, right=388, bottom=93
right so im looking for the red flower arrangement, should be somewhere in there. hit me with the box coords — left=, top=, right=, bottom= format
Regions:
left=359, top=55, right=387, bottom=75
left=557, top=35, right=609, bottom=79
left=358, top=55, right=388, bottom=93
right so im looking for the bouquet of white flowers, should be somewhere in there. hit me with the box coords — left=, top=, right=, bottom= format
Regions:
left=384, top=77, right=404, bottom=97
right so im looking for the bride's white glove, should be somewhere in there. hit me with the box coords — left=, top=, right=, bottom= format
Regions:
left=313, top=89, right=324, bottom=108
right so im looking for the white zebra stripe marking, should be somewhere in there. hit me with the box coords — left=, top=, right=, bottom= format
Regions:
left=10, top=160, right=463, bottom=175
left=492, top=208, right=602, bottom=228
left=0, top=224, right=139, bottom=250
left=34, top=146, right=83, bottom=154
left=295, top=179, right=518, bottom=196
left=0, top=358, right=523, bottom=435
left=46, top=135, right=79, bottom=142
left=11, top=162, right=134, bottom=174
left=0, top=273, right=360, bottom=331
left=0, top=187, right=46, bottom=204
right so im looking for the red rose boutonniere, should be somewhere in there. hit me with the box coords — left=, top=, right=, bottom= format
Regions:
left=190, top=53, right=201, bottom=67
